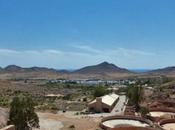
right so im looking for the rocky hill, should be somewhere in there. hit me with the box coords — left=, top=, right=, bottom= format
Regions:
left=148, top=66, right=175, bottom=75
left=73, top=62, right=132, bottom=75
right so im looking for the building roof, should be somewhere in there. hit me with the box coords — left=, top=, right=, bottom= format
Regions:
left=89, top=93, right=119, bottom=106
left=110, top=93, right=119, bottom=100
left=45, top=94, right=64, bottom=97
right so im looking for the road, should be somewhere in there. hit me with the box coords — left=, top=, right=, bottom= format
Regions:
left=111, top=95, right=127, bottom=114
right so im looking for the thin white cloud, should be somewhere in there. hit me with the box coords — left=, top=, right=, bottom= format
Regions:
left=73, top=45, right=102, bottom=54
left=0, top=49, right=20, bottom=54
left=0, top=47, right=160, bottom=69
left=24, top=50, right=40, bottom=55
left=117, top=48, right=155, bottom=56
left=72, top=45, right=155, bottom=56
left=42, top=50, right=63, bottom=55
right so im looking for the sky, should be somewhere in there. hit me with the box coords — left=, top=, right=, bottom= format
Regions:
left=0, top=0, right=175, bottom=69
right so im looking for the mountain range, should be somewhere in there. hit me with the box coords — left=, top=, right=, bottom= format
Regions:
left=149, top=67, right=175, bottom=75
left=0, top=62, right=175, bottom=79
left=73, top=62, right=131, bottom=74
left=2, top=65, right=57, bottom=73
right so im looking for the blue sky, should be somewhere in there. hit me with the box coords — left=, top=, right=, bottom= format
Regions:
left=0, top=0, right=175, bottom=69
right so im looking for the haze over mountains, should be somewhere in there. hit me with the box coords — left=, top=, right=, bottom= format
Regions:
left=0, top=62, right=175, bottom=79
left=149, top=67, right=175, bottom=75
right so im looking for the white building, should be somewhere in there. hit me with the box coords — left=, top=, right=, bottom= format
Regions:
left=88, top=93, right=119, bottom=113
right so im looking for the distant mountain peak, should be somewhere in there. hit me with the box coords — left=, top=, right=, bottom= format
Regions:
left=150, top=66, right=175, bottom=75
left=5, top=65, right=21, bottom=68
left=2, top=65, right=57, bottom=73
left=99, top=61, right=110, bottom=65
left=98, top=61, right=117, bottom=67
left=4, top=65, right=23, bottom=72
left=73, top=62, right=131, bottom=75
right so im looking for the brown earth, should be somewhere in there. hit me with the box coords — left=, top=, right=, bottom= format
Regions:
left=37, top=112, right=101, bottom=130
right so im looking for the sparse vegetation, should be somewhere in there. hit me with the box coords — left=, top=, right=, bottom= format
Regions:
left=93, top=86, right=107, bottom=97
left=69, top=125, right=75, bottom=129
left=140, top=106, right=149, bottom=117
left=8, top=96, right=39, bottom=130
left=127, top=86, right=144, bottom=111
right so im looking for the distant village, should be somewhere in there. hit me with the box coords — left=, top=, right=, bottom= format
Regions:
left=49, top=79, right=136, bottom=85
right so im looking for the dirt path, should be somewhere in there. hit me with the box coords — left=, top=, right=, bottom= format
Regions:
left=37, top=112, right=101, bottom=130
left=37, top=113, right=63, bottom=130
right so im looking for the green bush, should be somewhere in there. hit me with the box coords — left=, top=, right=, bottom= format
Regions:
left=69, top=125, right=75, bottom=129
left=93, top=86, right=107, bottom=97
left=140, top=107, right=149, bottom=117
left=8, top=96, right=39, bottom=130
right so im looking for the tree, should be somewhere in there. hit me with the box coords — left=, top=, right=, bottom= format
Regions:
left=8, top=96, right=39, bottom=130
left=140, top=107, right=149, bottom=117
left=126, top=86, right=144, bottom=112
left=93, top=86, right=106, bottom=97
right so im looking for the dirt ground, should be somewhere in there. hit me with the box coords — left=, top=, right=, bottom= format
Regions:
left=37, top=112, right=101, bottom=130
left=0, top=108, right=8, bottom=128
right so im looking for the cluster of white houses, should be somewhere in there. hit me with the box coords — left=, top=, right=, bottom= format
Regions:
left=88, top=93, right=119, bottom=113
left=49, top=79, right=131, bottom=85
